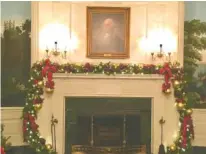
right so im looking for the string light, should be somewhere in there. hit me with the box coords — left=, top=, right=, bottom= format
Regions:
left=174, top=80, right=180, bottom=86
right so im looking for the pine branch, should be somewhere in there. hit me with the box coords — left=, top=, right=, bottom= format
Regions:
left=1, top=124, right=12, bottom=150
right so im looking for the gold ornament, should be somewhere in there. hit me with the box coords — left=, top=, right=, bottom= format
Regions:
left=46, top=144, right=52, bottom=150
left=186, top=109, right=193, bottom=115
left=170, top=144, right=176, bottom=151
left=165, top=88, right=171, bottom=94
left=37, top=81, right=44, bottom=87
left=138, top=64, right=143, bottom=69
left=177, top=102, right=184, bottom=110
left=45, top=88, right=54, bottom=93
left=33, top=104, right=42, bottom=111
left=174, top=80, right=180, bottom=86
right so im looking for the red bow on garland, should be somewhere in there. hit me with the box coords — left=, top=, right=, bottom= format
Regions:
left=41, top=59, right=57, bottom=89
left=159, top=63, right=173, bottom=93
left=1, top=147, right=5, bottom=154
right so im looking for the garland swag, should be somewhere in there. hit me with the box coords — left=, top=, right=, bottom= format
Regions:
left=1, top=124, right=12, bottom=154
left=22, top=59, right=194, bottom=154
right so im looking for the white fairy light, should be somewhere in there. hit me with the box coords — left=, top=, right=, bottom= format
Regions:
left=182, top=148, right=186, bottom=152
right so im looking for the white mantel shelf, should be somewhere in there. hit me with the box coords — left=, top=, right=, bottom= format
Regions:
left=53, top=73, right=164, bottom=80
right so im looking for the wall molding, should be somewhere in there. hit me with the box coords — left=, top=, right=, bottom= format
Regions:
left=53, top=73, right=164, bottom=80
left=193, top=109, right=206, bottom=147
left=1, top=108, right=206, bottom=147
left=1, top=107, right=25, bottom=146
left=31, top=1, right=39, bottom=65
left=177, top=2, right=184, bottom=66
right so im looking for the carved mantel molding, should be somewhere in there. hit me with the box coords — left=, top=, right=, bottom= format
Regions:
left=53, top=73, right=164, bottom=80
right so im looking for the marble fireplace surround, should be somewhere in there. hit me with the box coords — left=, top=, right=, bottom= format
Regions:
left=37, top=73, right=179, bottom=154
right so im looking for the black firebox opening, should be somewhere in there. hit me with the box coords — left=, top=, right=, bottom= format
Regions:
left=65, top=97, right=151, bottom=154
left=75, top=115, right=141, bottom=147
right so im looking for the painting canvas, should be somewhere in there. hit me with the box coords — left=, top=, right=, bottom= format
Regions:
left=87, top=7, right=130, bottom=59
left=1, top=2, right=31, bottom=107
left=193, top=64, right=206, bottom=107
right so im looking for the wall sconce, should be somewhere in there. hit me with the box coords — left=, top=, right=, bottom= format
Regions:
left=151, top=44, right=172, bottom=61
left=46, top=41, right=67, bottom=58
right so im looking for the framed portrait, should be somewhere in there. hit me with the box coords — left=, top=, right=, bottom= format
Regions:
left=87, top=7, right=130, bottom=59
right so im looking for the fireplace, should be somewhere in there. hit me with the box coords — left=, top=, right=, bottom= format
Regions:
left=64, top=97, right=151, bottom=154
left=38, top=74, right=178, bottom=154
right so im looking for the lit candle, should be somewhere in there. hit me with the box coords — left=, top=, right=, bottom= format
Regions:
left=64, top=46, right=67, bottom=58
left=46, top=46, right=49, bottom=57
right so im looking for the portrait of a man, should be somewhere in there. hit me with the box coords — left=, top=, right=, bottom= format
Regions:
left=87, top=7, right=130, bottom=59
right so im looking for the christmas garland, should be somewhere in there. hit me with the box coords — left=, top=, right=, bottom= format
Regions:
left=22, top=59, right=194, bottom=154
left=1, top=124, right=12, bottom=154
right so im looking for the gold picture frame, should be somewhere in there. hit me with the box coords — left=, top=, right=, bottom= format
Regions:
left=87, top=7, right=130, bottom=59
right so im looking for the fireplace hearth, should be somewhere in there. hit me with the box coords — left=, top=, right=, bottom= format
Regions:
left=65, top=97, right=151, bottom=154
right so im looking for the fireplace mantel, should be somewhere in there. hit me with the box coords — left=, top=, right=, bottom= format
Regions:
left=38, top=72, right=178, bottom=154
left=53, top=73, right=164, bottom=80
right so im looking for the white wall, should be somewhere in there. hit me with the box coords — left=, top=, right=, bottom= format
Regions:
left=32, top=2, right=184, bottom=65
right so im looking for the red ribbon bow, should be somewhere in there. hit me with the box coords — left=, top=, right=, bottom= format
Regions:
left=159, top=63, right=173, bottom=92
left=182, top=115, right=193, bottom=148
left=41, top=59, right=57, bottom=89
left=1, top=147, right=5, bottom=154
